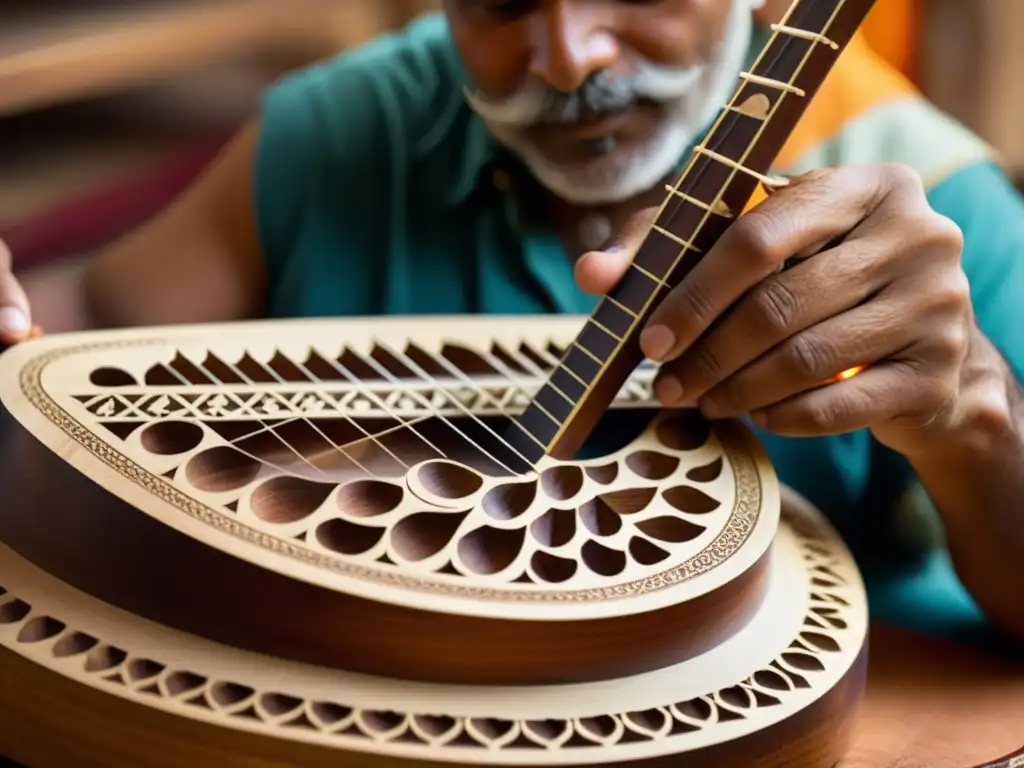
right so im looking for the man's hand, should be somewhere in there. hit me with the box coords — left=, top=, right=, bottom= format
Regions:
left=575, top=163, right=980, bottom=459
left=0, top=239, right=39, bottom=348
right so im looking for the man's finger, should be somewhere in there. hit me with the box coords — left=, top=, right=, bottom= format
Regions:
left=574, top=206, right=659, bottom=295
left=691, top=296, right=915, bottom=418
left=0, top=269, right=33, bottom=346
left=640, top=167, right=889, bottom=363
left=748, top=362, right=916, bottom=437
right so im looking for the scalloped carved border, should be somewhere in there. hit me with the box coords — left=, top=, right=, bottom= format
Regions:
left=0, top=504, right=859, bottom=761
left=16, top=338, right=767, bottom=603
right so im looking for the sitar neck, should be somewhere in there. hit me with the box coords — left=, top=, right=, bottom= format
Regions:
left=505, top=0, right=879, bottom=465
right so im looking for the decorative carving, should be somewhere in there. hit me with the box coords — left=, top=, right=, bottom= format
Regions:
left=13, top=333, right=771, bottom=604
left=0, top=488, right=865, bottom=763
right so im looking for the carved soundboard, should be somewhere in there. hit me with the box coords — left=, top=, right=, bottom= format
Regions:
left=0, top=318, right=779, bottom=617
left=0, top=317, right=868, bottom=766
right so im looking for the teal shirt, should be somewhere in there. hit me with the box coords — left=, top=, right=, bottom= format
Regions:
left=253, top=14, right=1024, bottom=647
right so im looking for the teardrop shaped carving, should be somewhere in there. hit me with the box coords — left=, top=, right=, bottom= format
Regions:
left=336, top=480, right=404, bottom=517
left=635, top=516, right=705, bottom=543
left=482, top=480, right=536, bottom=520
left=540, top=466, right=584, bottom=501
left=140, top=420, right=204, bottom=456
left=584, top=463, right=618, bottom=484
left=530, top=508, right=576, bottom=547
left=185, top=446, right=262, bottom=492
left=458, top=526, right=526, bottom=575
left=391, top=511, right=469, bottom=562
left=629, top=536, right=670, bottom=565
left=315, top=518, right=386, bottom=555
left=655, top=410, right=711, bottom=451
left=579, top=499, right=623, bottom=536
left=530, top=551, right=577, bottom=583
left=781, top=651, right=826, bottom=672
left=587, top=488, right=657, bottom=517
left=686, top=457, right=724, bottom=482
left=250, top=476, right=334, bottom=524
left=581, top=540, right=627, bottom=576
left=625, top=451, right=679, bottom=480
left=417, top=460, right=483, bottom=500
left=662, top=485, right=721, bottom=514
left=799, top=630, right=841, bottom=653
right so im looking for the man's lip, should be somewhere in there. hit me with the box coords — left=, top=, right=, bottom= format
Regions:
left=542, top=108, right=633, bottom=140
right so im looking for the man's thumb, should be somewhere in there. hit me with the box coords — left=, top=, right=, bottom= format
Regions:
left=574, top=207, right=656, bottom=295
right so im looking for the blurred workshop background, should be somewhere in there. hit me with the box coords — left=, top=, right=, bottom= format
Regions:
left=0, top=0, right=1020, bottom=273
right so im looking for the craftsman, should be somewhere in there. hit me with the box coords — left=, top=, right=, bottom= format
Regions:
left=2, top=0, right=1023, bottom=647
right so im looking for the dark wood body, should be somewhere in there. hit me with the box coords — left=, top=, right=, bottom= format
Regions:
left=0, top=406, right=770, bottom=686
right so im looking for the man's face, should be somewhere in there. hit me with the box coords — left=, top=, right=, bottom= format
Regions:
left=447, top=0, right=758, bottom=205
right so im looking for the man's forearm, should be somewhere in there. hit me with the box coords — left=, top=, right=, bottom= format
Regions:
left=906, top=328, right=1024, bottom=642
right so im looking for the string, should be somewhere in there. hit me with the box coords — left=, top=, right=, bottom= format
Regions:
left=375, top=340, right=552, bottom=469
left=144, top=356, right=336, bottom=479
left=189, top=352, right=378, bottom=477
left=358, top=341, right=527, bottom=476
left=525, top=0, right=849, bottom=452
left=317, top=349, right=456, bottom=465
left=149, top=347, right=423, bottom=478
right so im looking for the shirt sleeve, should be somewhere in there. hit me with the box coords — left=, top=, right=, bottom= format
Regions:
left=864, top=160, right=1024, bottom=645
left=928, top=160, right=1024, bottom=380
left=251, top=49, right=393, bottom=290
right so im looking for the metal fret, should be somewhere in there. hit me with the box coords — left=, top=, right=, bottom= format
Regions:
left=738, top=72, right=807, bottom=97
left=588, top=317, right=623, bottom=342
left=652, top=225, right=701, bottom=251
left=629, top=262, right=668, bottom=284
left=694, top=147, right=776, bottom=184
left=770, top=22, right=839, bottom=49
left=664, top=184, right=734, bottom=218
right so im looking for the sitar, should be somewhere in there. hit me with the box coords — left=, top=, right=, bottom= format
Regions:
left=0, top=1, right=1014, bottom=766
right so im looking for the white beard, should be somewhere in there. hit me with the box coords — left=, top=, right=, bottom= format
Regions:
left=465, top=0, right=761, bottom=206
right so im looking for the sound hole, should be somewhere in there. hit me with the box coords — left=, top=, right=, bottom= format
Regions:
left=656, top=410, right=711, bottom=451
left=458, top=527, right=526, bottom=575
left=185, top=447, right=262, bottom=492
left=250, top=477, right=333, bottom=524
left=540, top=466, right=583, bottom=501
left=391, top=511, right=468, bottom=561
left=417, top=460, right=483, bottom=500
left=140, top=421, right=204, bottom=455
left=89, top=367, right=137, bottom=387
left=75, top=341, right=741, bottom=587
left=336, top=481, right=404, bottom=517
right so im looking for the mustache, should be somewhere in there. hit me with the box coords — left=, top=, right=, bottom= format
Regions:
left=464, top=60, right=706, bottom=128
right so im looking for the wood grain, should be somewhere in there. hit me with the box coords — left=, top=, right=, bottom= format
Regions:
left=842, top=623, right=1024, bottom=768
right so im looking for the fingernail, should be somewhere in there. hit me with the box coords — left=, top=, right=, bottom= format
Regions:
left=763, top=175, right=791, bottom=190
left=640, top=325, right=675, bottom=361
left=655, top=375, right=684, bottom=405
left=0, top=307, right=29, bottom=335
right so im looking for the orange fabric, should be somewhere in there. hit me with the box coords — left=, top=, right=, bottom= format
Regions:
left=774, top=34, right=917, bottom=168
left=742, top=32, right=919, bottom=214
left=861, top=0, right=921, bottom=82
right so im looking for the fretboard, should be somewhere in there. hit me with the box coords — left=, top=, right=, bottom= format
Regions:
left=505, top=0, right=879, bottom=464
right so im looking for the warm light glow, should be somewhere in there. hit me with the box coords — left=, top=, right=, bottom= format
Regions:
left=836, top=365, right=864, bottom=381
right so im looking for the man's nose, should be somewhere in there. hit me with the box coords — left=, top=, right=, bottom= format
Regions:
left=529, top=2, right=618, bottom=93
